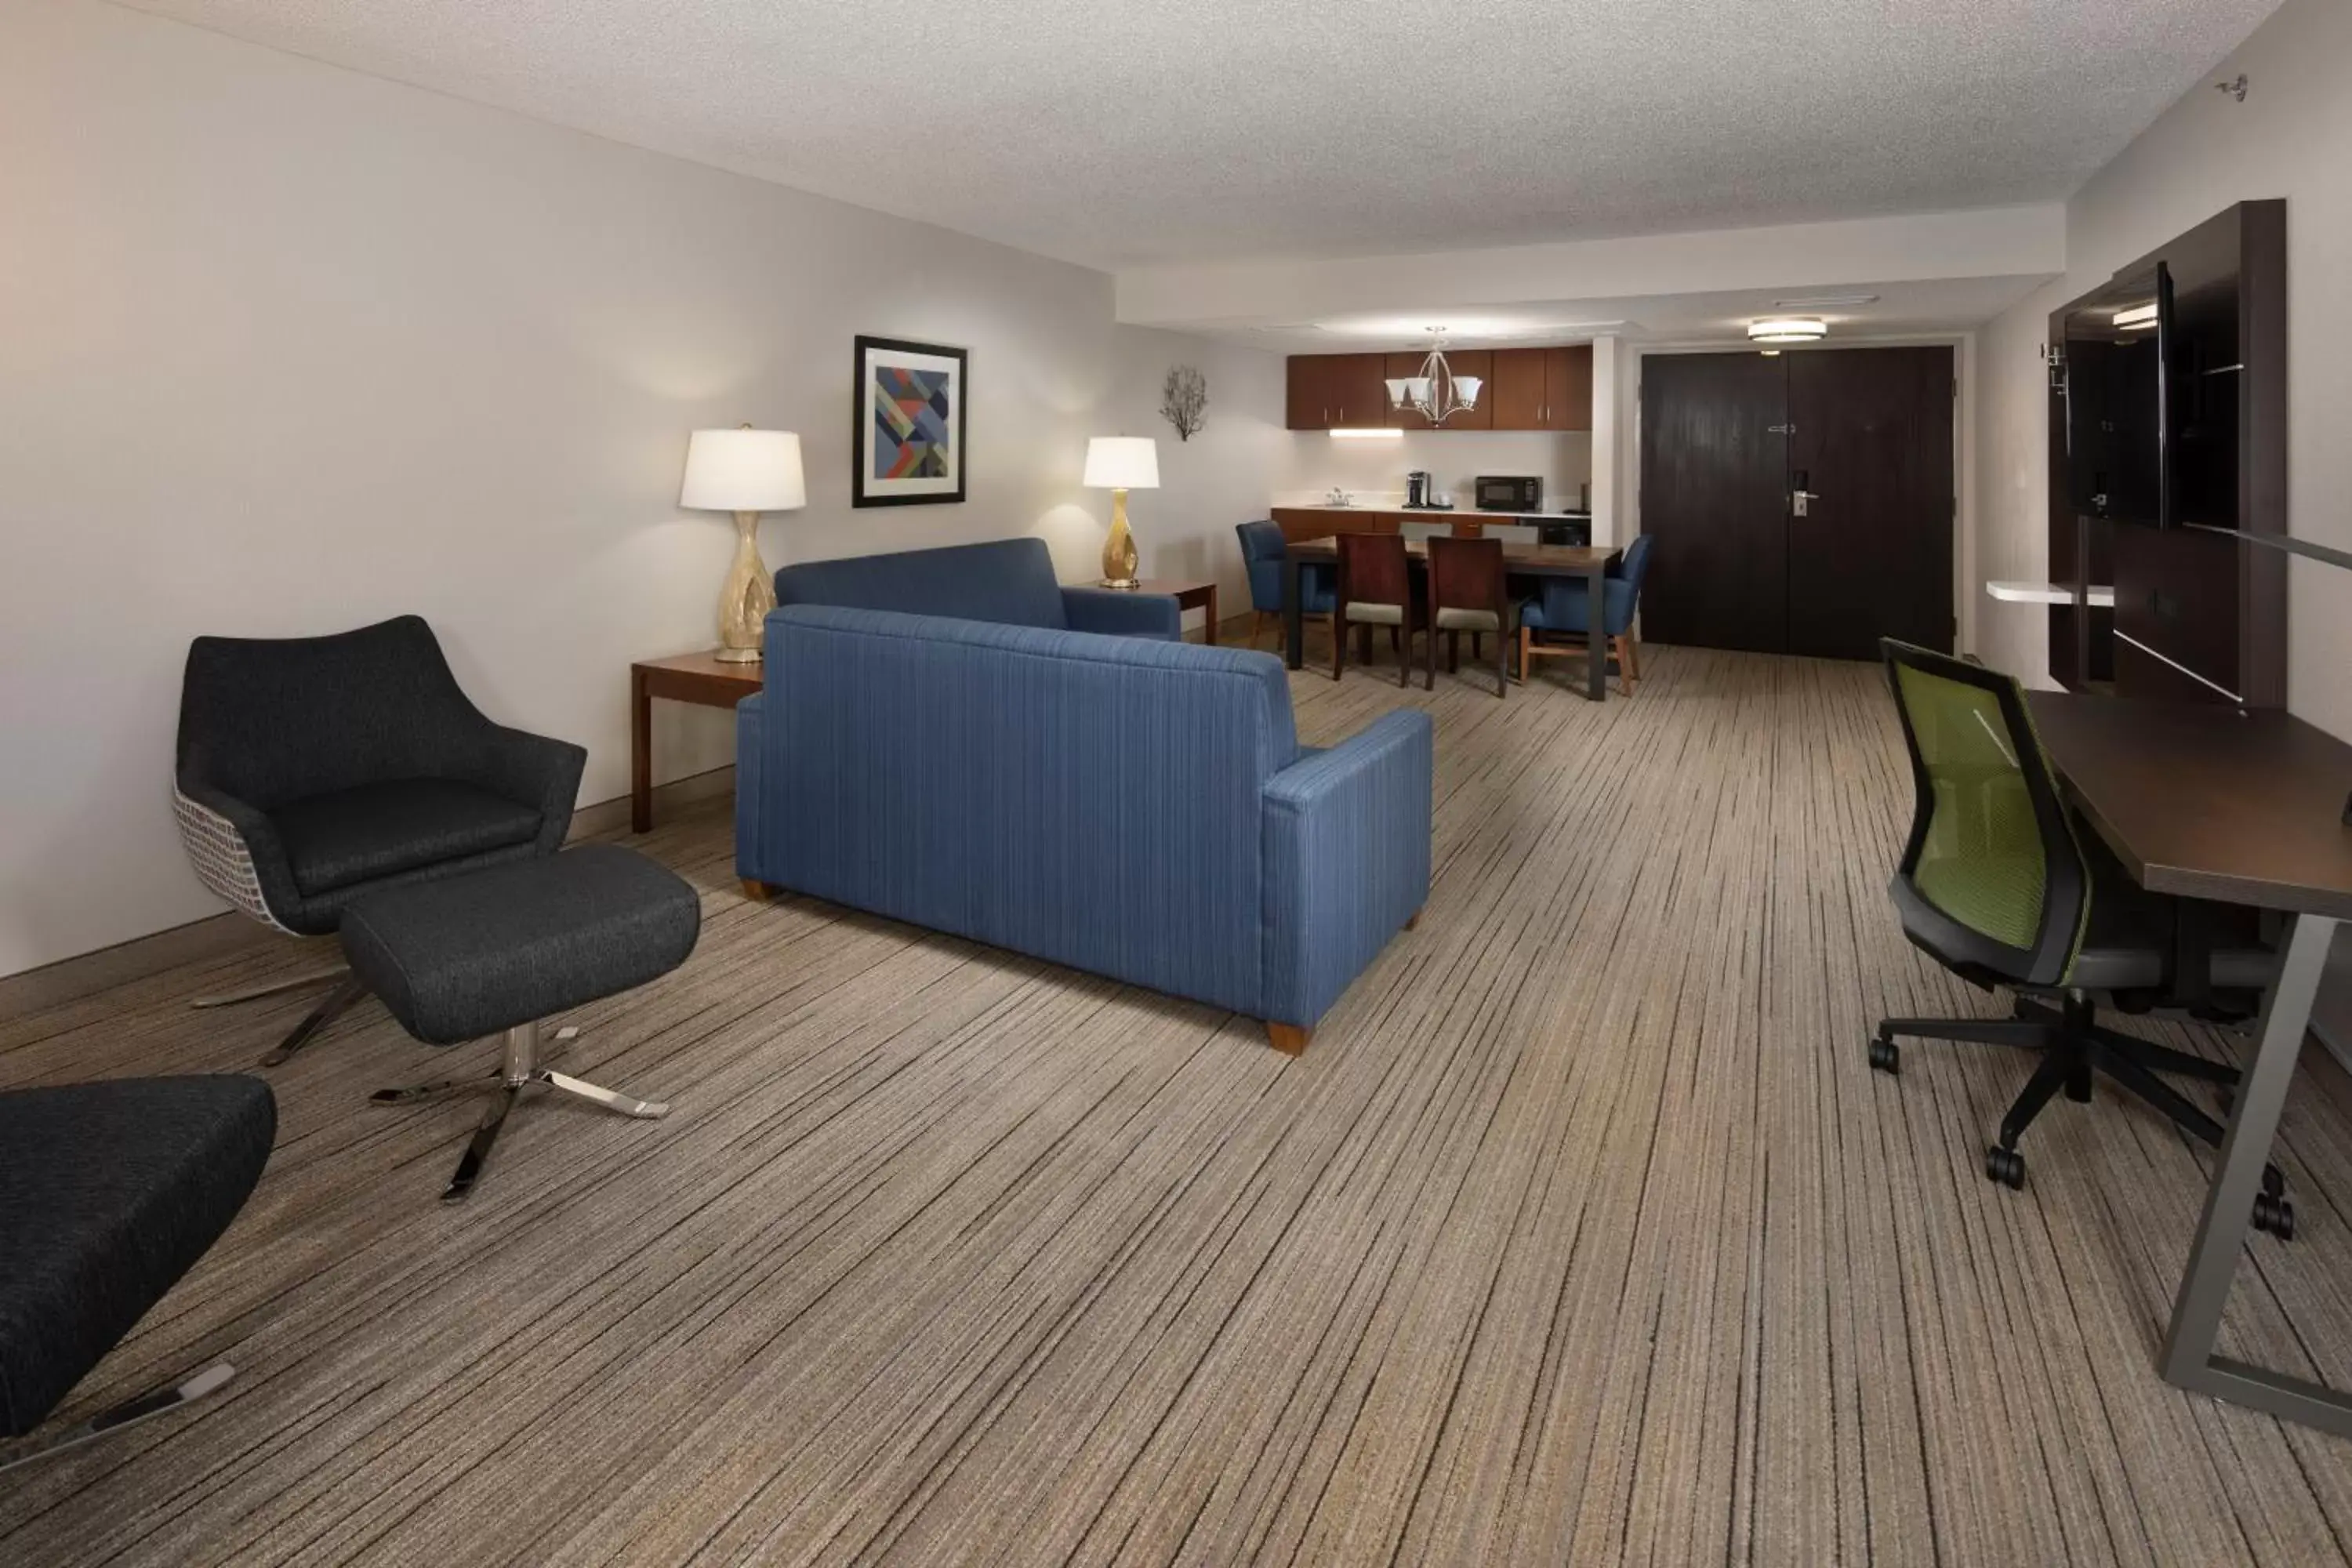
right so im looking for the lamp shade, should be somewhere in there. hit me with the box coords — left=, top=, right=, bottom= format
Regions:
left=680, top=428, right=806, bottom=511
left=1082, top=436, right=1160, bottom=490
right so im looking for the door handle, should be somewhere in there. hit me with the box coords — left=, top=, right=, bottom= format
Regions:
left=1791, top=490, right=1819, bottom=517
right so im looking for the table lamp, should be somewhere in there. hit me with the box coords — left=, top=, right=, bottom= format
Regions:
left=680, top=426, right=805, bottom=662
left=1083, top=436, right=1159, bottom=590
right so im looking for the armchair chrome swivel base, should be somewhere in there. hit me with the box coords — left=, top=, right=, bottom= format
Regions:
left=191, top=967, right=368, bottom=1069
left=370, top=1020, right=670, bottom=1202
left=1872, top=992, right=2295, bottom=1238
left=0, top=1363, right=237, bottom=1477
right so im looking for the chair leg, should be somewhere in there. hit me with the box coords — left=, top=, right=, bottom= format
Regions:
left=1394, top=623, right=1409, bottom=688
left=258, top=975, right=368, bottom=1069
left=1995, top=1042, right=2080, bottom=1153
left=191, top=965, right=350, bottom=1009
left=1446, top=631, right=1460, bottom=673
left=1878, top=1017, right=2052, bottom=1050
left=1518, top=626, right=1533, bottom=683
left=0, top=1362, right=238, bottom=1476
left=1613, top=634, right=1637, bottom=695
left=2087, top=1025, right=2238, bottom=1084
left=1625, top=635, right=1641, bottom=685
left=1495, top=624, right=1510, bottom=697
left=1333, top=612, right=1347, bottom=681
left=1426, top=621, right=1438, bottom=691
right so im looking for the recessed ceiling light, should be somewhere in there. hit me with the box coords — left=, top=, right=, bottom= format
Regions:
left=1748, top=317, right=1827, bottom=344
left=1772, top=293, right=1879, bottom=309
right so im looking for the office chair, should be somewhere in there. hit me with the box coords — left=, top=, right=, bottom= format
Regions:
left=1235, top=520, right=1333, bottom=651
left=175, top=616, right=586, bottom=1065
left=1869, top=640, right=2293, bottom=1236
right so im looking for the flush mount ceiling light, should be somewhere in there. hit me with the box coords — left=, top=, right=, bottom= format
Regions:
left=2111, top=302, right=2161, bottom=330
left=1385, top=328, right=1483, bottom=425
left=1748, top=317, right=1828, bottom=344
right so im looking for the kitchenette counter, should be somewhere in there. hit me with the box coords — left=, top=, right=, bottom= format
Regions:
left=1269, top=503, right=1593, bottom=546
left=1276, top=503, right=1591, bottom=522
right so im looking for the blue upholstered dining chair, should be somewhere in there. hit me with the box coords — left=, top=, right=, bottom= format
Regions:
left=1517, top=532, right=1654, bottom=694
left=1236, top=520, right=1334, bottom=650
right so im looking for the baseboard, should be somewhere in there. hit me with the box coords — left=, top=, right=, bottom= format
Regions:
left=0, top=764, right=740, bottom=1022
left=0, top=910, right=278, bottom=1022
left=568, top=764, right=736, bottom=837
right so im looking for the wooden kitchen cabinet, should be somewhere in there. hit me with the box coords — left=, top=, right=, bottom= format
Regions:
left=1285, top=354, right=1334, bottom=430
left=1489, top=349, right=1548, bottom=429
left=1286, top=353, right=1388, bottom=430
left=1327, top=354, right=1387, bottom=429
left=1292, top=343, right=1588, bottom=431
left=1544, top=345, right=1593, bottom=430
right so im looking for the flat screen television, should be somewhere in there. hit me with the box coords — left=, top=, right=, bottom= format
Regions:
left=2061, top=260, right=2176, bottom=528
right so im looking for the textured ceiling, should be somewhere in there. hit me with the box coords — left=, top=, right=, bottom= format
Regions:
left=123, top=0, right=2279, bottom=270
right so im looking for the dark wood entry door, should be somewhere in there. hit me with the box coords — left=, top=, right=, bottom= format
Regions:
left=1638, top=353, right=1790, bottom=653
left=1640, top=347, right=1954, bottom=659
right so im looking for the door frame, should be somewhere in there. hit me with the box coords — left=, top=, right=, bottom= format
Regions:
left=1617, top=332, right=1976, bottom=656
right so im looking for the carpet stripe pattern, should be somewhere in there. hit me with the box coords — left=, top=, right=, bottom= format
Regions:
left=5, top=644, right=2352, bottom=1566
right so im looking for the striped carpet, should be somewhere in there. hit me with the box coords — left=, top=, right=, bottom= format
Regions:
left=5, top=644, right=2352, bottom=1566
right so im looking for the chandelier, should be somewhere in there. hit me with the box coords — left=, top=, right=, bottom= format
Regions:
left=1385, top=329, right=1483, bottom=425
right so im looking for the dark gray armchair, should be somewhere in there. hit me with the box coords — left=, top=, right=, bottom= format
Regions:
left=174, top=616, right=586, bottom=1064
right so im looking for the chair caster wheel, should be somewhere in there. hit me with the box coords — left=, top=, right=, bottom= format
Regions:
left=1867, top=1037, right=1900, bottom=1074
left=2253, top=1192, right=2296, bottom=1241
left=1984, top=1145, right=2025, bottom=1189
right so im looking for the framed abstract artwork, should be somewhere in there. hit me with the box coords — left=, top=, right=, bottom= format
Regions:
left=852, top=336, right=967, bottom=507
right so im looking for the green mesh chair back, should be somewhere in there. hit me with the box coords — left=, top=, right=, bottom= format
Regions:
left=1880, top=641, right=2089, bottom=989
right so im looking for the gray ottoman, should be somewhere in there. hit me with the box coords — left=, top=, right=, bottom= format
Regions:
left=341, top=844, right=699, bottom=1200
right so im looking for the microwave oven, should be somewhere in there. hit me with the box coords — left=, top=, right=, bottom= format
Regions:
left=1473, top=475, right=1541, bottom=513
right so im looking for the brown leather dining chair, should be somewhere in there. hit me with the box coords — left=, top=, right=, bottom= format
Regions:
left=1334, top=533, right=1419, bottom=686
left=1425, top=535, right=1513, bottom=696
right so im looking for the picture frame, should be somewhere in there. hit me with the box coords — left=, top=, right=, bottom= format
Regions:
left=852, top=335, right=967, bottom=507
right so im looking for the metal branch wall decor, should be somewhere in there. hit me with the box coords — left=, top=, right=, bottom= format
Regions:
left=1160, top=365, right=1208, bottom=442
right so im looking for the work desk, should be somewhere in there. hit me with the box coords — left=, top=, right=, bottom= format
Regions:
left=2028, top=691, right=2352, bottom=1435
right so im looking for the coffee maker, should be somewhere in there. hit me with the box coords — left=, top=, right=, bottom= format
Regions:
left=1404, top=470, right=1436, bottom=509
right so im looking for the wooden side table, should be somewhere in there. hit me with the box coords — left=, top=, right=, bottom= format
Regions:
left=630, top=651, right=764, bottom=833
left=1131, top=577, right=1219, bottom=644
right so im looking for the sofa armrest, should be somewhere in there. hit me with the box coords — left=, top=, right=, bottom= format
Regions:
left=1062, top=586, right=1181, bottom=641
left=1260, top=710, right=1434, bottom=1029
left=733, top=690, right=767, bottom=881
left=470, top=724, right=588, bottom=849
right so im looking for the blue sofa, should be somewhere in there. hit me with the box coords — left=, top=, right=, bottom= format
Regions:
left=735, top=604, right=1431, bottom=1049
left=774, top=536, right=1181, bottom=640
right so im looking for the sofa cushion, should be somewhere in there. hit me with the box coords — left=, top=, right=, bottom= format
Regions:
left=270, top=779, right=543, bottom=896
left=775, top=538, right=1069, bottom=630
left=0, top=1076, right=276, bottom=1436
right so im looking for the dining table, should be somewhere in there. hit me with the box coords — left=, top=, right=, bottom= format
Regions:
left=1282, top=535, right=1626, bottom=701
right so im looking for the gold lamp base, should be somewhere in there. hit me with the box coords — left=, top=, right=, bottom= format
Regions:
left=1099, top=487, right=1141, bottom=589
left=715, top=510, right=775, bottom=662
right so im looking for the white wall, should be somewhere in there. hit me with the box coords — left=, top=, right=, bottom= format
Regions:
left=0, top=1, right=1264, bottom=978
left=1102, top=326, right=1286, bottom=623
